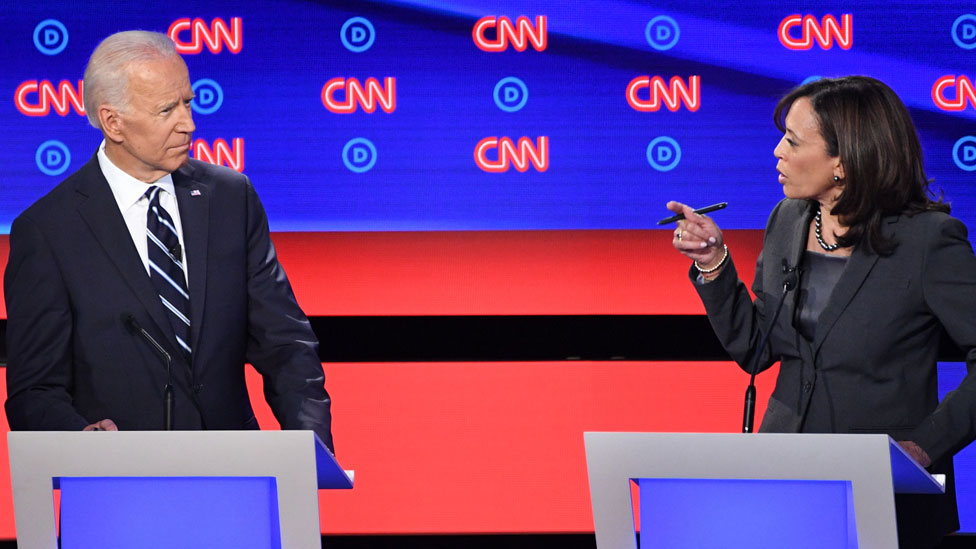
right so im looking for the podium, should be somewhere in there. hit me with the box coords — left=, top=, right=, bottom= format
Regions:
left=584, top=432, right=945, bottom=549
left=8, top=431, right=353, bottom=549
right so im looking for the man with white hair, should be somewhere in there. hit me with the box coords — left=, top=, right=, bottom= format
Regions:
left=4, top=30, right=333, bottom=451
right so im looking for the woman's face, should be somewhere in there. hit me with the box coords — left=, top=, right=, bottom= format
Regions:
left=774, top=97, right=844, bottom=204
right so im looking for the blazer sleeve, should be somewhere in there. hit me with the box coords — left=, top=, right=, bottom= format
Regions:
left=240, top=180, right=334, bottom=452
left=4, top=214, right=90, bottom=430
left=910, top=216, right=976, bottom=462
left=691, top=203, right=787, bottom=375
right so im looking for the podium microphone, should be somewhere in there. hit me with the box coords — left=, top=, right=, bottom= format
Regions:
left=742, top=259, right=798, bottom=433
left=122, top=313, right=175, bottom=430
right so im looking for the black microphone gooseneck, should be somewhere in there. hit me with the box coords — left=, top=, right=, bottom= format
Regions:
left=122, top=313, right=175, bottom=430
left=742, top=259, right=798, bottom=433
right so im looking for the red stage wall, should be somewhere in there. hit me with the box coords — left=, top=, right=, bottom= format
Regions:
left=0, top=360, right=778, bottom=537
left=0, top=230, right=763, bottom=318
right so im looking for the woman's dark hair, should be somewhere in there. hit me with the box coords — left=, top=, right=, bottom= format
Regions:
left=774, top=76, right=947, bottom=256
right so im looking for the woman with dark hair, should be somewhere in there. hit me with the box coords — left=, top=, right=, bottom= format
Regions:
left=668, top=75, right=976, bottom=548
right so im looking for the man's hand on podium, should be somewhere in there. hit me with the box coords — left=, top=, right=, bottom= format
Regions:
left=897, top=440, right=932, bottom=467
left=83, top=419, right=118, bottom=432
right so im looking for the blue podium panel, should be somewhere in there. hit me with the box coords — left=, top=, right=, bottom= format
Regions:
left=638, top=478, right=857, bottom=549
left=59, top=477, right=281, bottom=549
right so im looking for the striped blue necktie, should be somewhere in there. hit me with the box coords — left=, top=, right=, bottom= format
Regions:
left=145, top=186, right=192, bottom=358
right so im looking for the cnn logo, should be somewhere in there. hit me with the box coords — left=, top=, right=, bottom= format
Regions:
left=168, top=17, right=242, bottom=54
left=474, top=137, right=548, bottom=173
left=473, top=16, right=547, bottom=52
left=322, top=78, right=396, bottom=114
left=933, top=76, right=976, bottom=111
left=15, top=80, right=84, bottom=116
left=193, top=138, right=244, bottom=172
left=626, top=76, right=700, bottom=112
left=778, top=14, right=852, bottom=50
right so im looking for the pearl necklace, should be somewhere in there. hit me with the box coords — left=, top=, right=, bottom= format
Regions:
left=815, top=207, right=839, bottom=251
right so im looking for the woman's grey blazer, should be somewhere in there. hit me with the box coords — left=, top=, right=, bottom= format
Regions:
left=692, top=198, right=976, bottom=546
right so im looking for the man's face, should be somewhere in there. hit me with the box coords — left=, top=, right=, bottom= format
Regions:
left=107, top=56, right=196, bottom=182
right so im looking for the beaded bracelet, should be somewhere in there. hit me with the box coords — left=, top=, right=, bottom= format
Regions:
left=695, top=244, right=729, bottom=274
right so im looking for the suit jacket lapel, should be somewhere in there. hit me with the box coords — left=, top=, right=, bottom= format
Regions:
left=811, top=220, right=886, bottom=353
left=74, top=155, right=175, bottom=349
left=172, top=162, right=209, bottom=354
left=780, top=203, right=813, bottom=331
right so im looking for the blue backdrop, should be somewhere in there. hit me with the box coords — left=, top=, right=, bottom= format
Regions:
left=2, top=1, right=974, bottom=233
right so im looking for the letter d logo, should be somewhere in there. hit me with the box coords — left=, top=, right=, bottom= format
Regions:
left=952, top=15, right=976, bottom=49
left=646, top=136, right=681, bottom=172
left=953, top=136, right=976, bottom=171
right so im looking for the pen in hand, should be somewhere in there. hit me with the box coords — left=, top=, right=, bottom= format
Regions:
left=657, top=202, right=728, bottom=225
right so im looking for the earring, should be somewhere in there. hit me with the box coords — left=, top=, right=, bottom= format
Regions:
left=833, top=176, right=840, bottom=182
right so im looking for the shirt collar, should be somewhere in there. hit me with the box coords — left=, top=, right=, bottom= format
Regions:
left=97, top=140, right=176, bottom=211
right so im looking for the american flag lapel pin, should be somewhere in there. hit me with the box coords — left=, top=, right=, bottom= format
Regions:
left=191, top=189, right=201, bottom=196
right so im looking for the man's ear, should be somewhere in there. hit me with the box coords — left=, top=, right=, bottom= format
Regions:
left=98, top=105, right=124, bottom=144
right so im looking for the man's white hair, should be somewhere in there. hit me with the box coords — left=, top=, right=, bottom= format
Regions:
left=82, top=30, right=180, bottom=129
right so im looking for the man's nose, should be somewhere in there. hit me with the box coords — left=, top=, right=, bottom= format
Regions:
left=177, top=103, right=195, bottom=133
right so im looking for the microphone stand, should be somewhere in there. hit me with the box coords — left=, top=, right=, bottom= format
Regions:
left=742, top=260, right=798, bottom=433
left=123, top=314, right=175, bottom=430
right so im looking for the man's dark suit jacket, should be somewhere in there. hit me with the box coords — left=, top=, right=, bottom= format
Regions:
left=693, top=198, right=976, bottom=548
left=4, top=154, right=333, bottom=452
